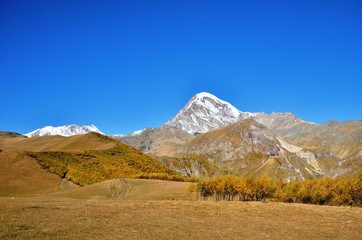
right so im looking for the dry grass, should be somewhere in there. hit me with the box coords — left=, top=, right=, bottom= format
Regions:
left=0, top=179, right=361, bottom=240
left=0, top=151, right=62, bottom=197
left=51, top=179, right=190, bottom=201
left=0, top=133, right=116, bottom=152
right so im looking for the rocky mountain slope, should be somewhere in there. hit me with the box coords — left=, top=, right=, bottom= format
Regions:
left=25, top=124, right=103, bottom=137
left=283, top=121, right=361, bottom=156
left=254, top=112, right=312, bottom=135
left=114, top=125, right=194, bottom=156
left=177, top=119, right=328, bottom=180
left=184, top=119, right=280, bottom=159
left=117, top=92, right=361, bottom=180
left=283, top=120, right=362, bottom=175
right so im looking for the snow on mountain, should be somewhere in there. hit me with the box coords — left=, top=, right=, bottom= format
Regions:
left=111, top=134, right=126, bottom=138
left=165, top=92, right=259, bottom=135
left=109, top=129, right=147, bottom=138
left=25, top=124, right=104, bottom=138
left=130, top=128, right=147, bottom=136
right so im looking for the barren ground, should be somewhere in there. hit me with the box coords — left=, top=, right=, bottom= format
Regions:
left=1, top=179, right=361, bottom=240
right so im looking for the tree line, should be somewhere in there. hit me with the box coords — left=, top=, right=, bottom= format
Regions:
left=189, top=174, right=362, bottom=207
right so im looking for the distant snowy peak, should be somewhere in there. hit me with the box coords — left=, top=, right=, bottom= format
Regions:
left=109, top=129, right=148, bottom=138
left=166, top=92, right=259, bottom=134
left=25, top=124, right=104, bottom=138
left=130, top=128, right=148, bottom=136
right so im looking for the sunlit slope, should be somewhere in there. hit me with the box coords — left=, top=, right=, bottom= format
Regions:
left=284, top=120, right=362, bottom=159
left=27, top=133, right=180, bottom=186
left=0, top=151, right=62, bottom=196
left=0, top=132, right=116, bottom=152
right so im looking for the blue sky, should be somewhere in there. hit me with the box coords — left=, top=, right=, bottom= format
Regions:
left=1, top=0, right=361, bottom=135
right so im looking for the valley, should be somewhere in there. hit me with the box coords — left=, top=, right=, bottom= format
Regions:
left=0, top=92, right=361, bottom=239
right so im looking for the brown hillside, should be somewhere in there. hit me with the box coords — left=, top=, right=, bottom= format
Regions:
left=25, top=133, right=180, bottom=186
left=1, top=132, right=181, bottom=193
left=0, top=131, right=27, bottom=138
left=0, top=132, right=116, bottom=152
left=0, top=151, right=62, bottom=196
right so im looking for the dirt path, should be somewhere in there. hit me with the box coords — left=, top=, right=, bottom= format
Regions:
left=107, top=178, right=129, bottom=199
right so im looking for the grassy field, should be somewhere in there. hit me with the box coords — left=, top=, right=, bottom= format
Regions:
left=1, top=179, right=361, bottom=240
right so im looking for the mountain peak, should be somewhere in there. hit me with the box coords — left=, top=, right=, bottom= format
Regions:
left=165, top=92, right=258, bottom=135
left=25, top=124, right=104, bottom=138
left=190, top=92, right=241, bottom=116
left=194, top=92, right=216, bottom=98
left=194, top=92, right=226, bottom=102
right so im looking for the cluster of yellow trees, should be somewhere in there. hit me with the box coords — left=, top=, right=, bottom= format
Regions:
left=191, top=175, right=362, bottom=206
left=131, top=173, right=195, bottom=182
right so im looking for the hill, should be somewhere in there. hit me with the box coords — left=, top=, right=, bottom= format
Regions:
left=0, top=131, right=27, bottom=139
left=25, top=133, right=180, bottom=186
left=0, top=132, right=182, bottom=191
left=0, top=151, right=63, bottom=196
left=0, top=132, right=116, bottom=152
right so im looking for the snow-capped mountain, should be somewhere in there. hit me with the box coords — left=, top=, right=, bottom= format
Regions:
left=165, top=92, right=259, bottom=135
left=25, top=124, right=104, bottom=138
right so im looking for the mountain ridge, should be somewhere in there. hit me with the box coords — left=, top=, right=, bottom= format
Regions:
left=7, top=92, right=360, bottom=181
left=115, top=92, right=361, bottom=180
left=25, top=124, right=103, bottom=138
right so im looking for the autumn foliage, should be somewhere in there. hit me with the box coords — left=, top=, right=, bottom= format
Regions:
left=27, top=143, right=181, bottom=186
left=190, top=174, right=362, bottom=207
